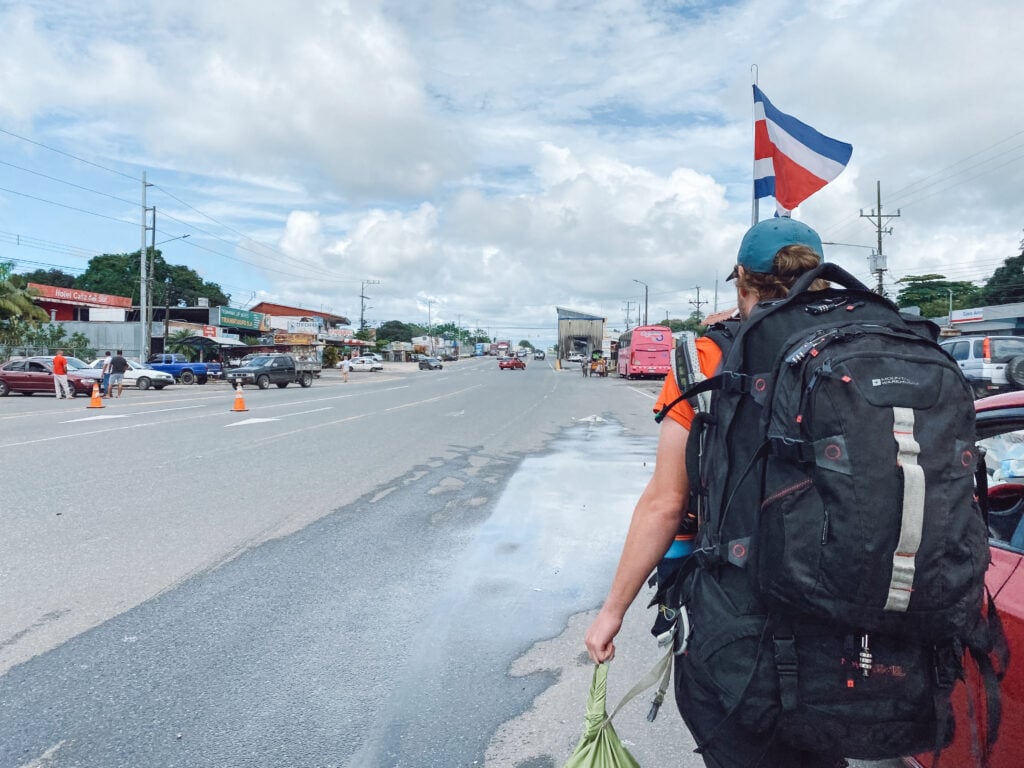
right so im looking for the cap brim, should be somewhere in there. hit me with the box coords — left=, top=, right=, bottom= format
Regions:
left=726, top=265, right=739, bottom=281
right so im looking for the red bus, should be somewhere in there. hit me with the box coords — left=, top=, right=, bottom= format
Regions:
left=616, top=325, right=672, bottom=379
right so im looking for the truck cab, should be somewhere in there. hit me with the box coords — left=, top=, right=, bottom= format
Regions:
left=225, top=353, right=314, bottom=389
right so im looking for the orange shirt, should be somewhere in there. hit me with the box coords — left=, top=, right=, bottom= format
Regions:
left=52, top=354, right=68, bottom=376
left=652, top=336, right=723, bottom=430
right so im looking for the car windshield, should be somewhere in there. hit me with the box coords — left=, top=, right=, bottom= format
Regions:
left=65, top=357, right=91, bottom=369
left=247, top=356, right=275, bottom=366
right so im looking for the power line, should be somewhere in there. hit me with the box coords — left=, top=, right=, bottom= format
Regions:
left=0, top=126, right=138, bottom=181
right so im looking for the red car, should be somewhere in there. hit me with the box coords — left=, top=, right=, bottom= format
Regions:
left=904, top=389, right=1024, bottom=768
left=498, top=356, right=525, bottom=370
left=0, top=358, right=95, bottom=396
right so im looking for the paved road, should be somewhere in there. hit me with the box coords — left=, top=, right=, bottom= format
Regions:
left=0, top=359, right=901, bottom=767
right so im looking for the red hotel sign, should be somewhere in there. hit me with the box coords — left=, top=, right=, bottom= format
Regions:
left=29, top=283, right=133, bottom=309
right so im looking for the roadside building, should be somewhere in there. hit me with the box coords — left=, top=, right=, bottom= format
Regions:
left=556, top=306, right=605, bottom=360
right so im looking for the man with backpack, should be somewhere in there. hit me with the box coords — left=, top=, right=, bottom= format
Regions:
left=586, top=218, right=998, bottom=768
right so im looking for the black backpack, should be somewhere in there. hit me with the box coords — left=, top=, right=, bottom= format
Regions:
left=665, top=263, right=1003, bottom=761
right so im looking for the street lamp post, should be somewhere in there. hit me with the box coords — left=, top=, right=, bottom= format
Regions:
left=633, top=279, right=648, bottom=326
left=947, top=288, right=954, bottom=324
left=145, top=233, right=191, bottom=361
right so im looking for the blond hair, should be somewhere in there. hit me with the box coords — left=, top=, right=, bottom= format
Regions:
left=735, top=244, right=828, bottom=300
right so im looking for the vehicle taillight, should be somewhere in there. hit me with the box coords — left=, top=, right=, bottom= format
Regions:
left=983, top=337, right=991, bottom=363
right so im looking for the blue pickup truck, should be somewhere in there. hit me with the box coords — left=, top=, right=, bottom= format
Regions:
left=146, top=354, right=210, bottom=385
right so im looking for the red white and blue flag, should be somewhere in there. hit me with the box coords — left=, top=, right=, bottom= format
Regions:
left=753, top=85, right=852, bottom=215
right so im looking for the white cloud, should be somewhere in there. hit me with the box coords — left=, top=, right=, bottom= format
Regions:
left=0, top=0, right=1021, bottom=346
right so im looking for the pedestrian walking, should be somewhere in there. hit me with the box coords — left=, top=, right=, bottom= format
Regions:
left=100, top=351, right=113, bottom=395
left=52, top=349, right=72, bottom=399
left=585, top=219, right=846, bottom=768
left=108, top=350, right=129, bottom=398
left=342, top=355, right=351, bottom=383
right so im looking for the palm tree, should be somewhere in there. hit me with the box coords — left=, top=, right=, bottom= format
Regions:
left=0, top=262, right=48, bottom=322
left=166, top=328, right=197, bottom=358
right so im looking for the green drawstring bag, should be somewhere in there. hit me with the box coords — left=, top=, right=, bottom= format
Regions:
left=562, top=663, right=642, bottom=768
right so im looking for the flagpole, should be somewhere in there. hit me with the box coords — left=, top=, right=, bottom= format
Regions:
left=750, top=64, right=759, bottom=226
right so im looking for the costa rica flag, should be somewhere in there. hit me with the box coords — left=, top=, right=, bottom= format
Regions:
left=753, top=85, right=853, bottom=214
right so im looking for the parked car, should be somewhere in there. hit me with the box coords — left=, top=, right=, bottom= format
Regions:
left=566, top=352, right=584, bottom=363
left=0, top=358, right=94, bottom=396
left=410, top=353, right=426, bottom=362
left=904, top=389, right=1024, bottom=768
left=86, top=359, right=175, bottom=390
left=499, top=356, right=526, bottom=370
left=348, top=356, right=383, bottom=372
left=418, top=357, right=443, bottom=370
left=29, top=355, right=102, bottom=381
left=940, top=335, right=1024, bottom=399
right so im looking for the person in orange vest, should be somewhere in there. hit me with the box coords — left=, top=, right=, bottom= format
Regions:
left=52, top=349, right=72, bottom=399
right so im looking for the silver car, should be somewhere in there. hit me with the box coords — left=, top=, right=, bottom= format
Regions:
left=87, top=358, right=175, bottom=390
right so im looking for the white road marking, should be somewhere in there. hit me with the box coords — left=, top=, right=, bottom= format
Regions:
left=225, top=418, right=280, bottom=427
left=61, top=414, right=130, bottom=423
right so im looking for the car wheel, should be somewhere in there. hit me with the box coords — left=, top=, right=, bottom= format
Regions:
left=197, top=376, right=208, bottom=385
left=154, top=385, right=165, bottom=390
left=276, top=382, right=288, bottom=388
left=137, top=377, right=151, bottom=390
left=257, top=375, right=271, bottom=389
left=180, top=370, right=196, bottom=385
left=300, top=373, right=313, bottom=387
left=1009, top=357, right=1024, bottom=388
left=0, top=381, right=8, bottom=396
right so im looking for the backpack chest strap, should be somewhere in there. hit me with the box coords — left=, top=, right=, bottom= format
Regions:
left=884, top=406, right=925, bottom=612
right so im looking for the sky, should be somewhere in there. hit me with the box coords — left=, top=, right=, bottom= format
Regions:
left=0, top=0, right=1021, bottom=350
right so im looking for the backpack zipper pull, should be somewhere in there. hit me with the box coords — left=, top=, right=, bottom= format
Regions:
left=859, top=634, right=873, bottom=677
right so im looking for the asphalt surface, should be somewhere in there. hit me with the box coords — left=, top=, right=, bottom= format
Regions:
left=0, top=359, right=901, bottom=767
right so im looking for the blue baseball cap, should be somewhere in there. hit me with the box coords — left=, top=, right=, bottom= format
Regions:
left=727, top=218, right=824, bottom=280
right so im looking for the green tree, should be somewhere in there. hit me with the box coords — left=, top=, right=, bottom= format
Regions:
left=322, top=346, right=340, bottom=369
left=166, top=328, right=198, bottom=359
left=1, top=261, right=49, bottom=323
left=978, top=246, right=1024, bottom=306
left=76, top=251, right=229, bottom=307
left=895, top=275, right=981, bottom=317
left=16, top=268, right=77, bottom=288
left=517, top=339, right=534, bottom=350
left=377, top=320, right=413, bottom=343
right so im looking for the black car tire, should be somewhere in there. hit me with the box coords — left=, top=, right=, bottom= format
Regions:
left=137, top=377, right=151, bottom=390
left=0, top=381, right=8, bottom=396
left=23, top=391, right=34, bottom=396
left=300, top=373, right=313, bottom=387
left=257, top=375, right=271, bottom=389
left=154, top=385, right=166, bottom=390
left=180, top=370, right=196, bottom=385
left=1009, top=357, right=1024, bottom=388
left=277, top=382, right=288, bottom=388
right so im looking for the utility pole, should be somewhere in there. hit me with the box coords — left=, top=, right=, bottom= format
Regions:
left=623, top=301, right=634, bottom=331
left=860, top=180, right=900, bottom=296
left=689, top=286, right=707, bottom=323
left=144, top=205, right=156, bottom=360
left=359, top=279, right=380, bottom=330
left=633, top=279, right=649, bottom=325
left=140, top=171, right=151, bottom=360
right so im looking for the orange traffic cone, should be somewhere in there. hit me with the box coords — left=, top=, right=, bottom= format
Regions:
left=231, top=383, right=249, bottom=412
left=87, top=381, right=105, bottom=409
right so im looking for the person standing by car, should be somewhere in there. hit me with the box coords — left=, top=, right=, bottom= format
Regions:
left=52, top=349, right=72, bottom=399
left=108, top=350, right=129, bottom=398
left=100, top=351, right=113, bottom=395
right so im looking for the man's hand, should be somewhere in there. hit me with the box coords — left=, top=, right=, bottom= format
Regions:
left=585, top=609, right=623, bottom=664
